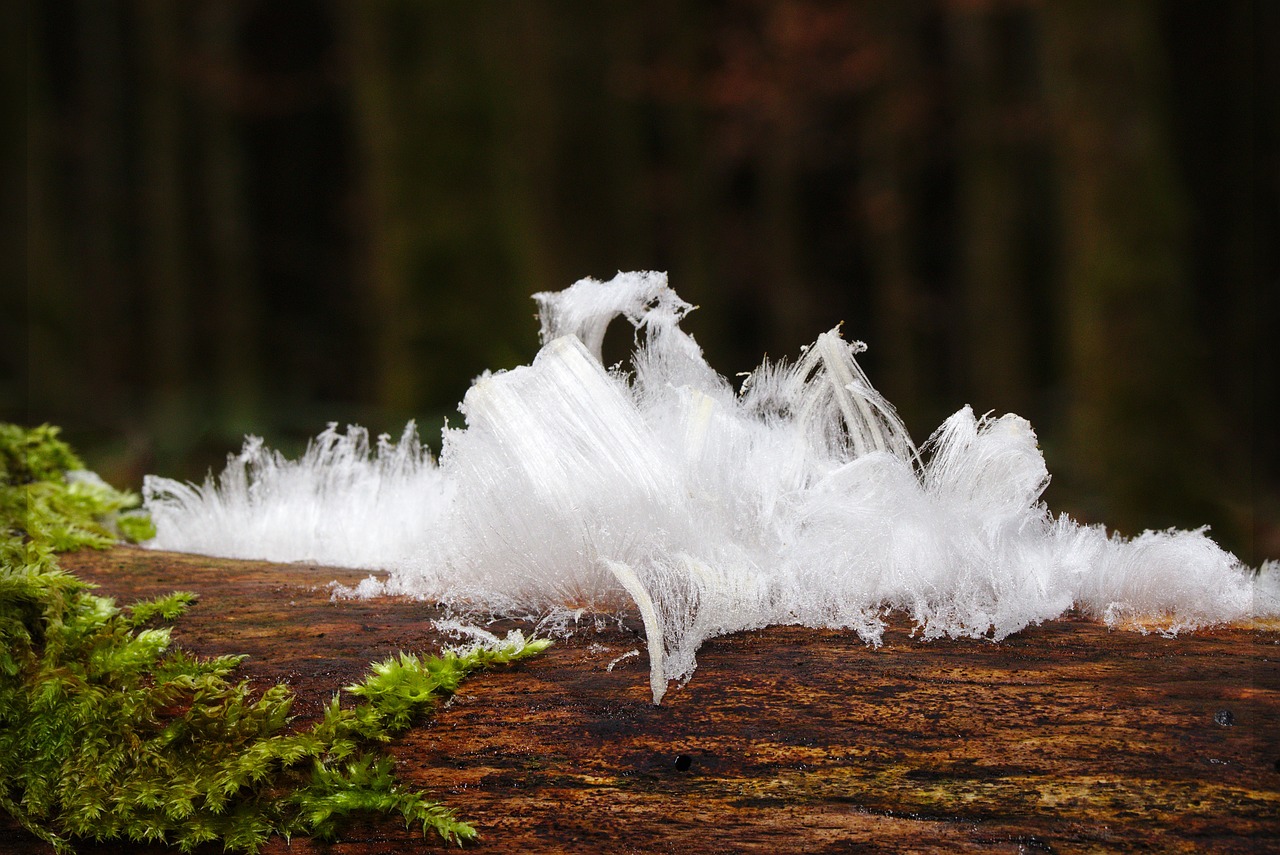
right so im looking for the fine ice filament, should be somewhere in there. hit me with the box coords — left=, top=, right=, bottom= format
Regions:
left=144, top=271, right=1279, bottom=704
left=603, top=559, right=667, bottom=703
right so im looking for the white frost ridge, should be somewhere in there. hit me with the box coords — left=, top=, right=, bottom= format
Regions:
left=144, top=271, right=1279, bottom=703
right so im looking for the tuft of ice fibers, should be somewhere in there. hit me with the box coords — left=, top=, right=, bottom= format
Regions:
left=144, top=271, right=1277, bottom=703
left=145, top=422, right=451, bottom=569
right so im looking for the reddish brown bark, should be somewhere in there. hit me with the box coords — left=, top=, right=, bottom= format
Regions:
left=4, top=547, right=1276, bottom=853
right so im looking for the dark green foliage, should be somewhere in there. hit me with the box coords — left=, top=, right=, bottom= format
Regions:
left=0, top=425, right=550, bottom=851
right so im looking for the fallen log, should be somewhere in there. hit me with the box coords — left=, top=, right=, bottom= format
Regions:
left=3, top=546, right=1277, bottom=853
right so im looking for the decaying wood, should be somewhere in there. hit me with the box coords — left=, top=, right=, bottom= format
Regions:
left=4, top=546, right=1278, bottom=853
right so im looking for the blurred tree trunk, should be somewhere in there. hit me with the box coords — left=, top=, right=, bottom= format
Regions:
left=1160, top=2, right=1277, bottom=562
left=657, top=1, right=719, bottom=354
left=344, top=1, right=416, bottom=417
left=196, top=1, right=258, bottom=434
left=857, top=4, right=926, bottom=430
left=76, top=0, right=129, bottom=425
left=949, top=5, right=1032, bottom=417
left=480, top=3, right=560, bottom=299
left=603, top=8, right=656, bottom=275
left=136, top=0, right=191, bottom=444
left=13, top=0, right=49, bottom=423
left=1042, top=3, right=1213, bottom=534
left=757, top=4, right=809, bottom=350
left=1250, top=1, right=1280, bottom=560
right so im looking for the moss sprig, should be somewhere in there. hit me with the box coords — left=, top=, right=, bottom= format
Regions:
left=0, top=424, right=550, bottom=852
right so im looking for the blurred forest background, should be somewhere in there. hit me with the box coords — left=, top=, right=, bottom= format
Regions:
left=6, top=1, right=1278, bottom=564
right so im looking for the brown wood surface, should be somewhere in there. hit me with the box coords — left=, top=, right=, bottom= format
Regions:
left=3, top=546, right=1278, bottom=854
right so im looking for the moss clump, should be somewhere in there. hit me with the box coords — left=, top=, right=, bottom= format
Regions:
left=0, top=424, right=549, bottom=852
left=0, top=423, right=155, bottom=549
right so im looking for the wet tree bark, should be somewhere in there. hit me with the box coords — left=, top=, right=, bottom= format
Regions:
left=4, top=547, right=1276, bottom=854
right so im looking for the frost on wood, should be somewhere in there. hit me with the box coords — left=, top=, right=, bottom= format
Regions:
left=146, top=423, right=451, bottom=569
left=144, top=271, right=1279, bottom=704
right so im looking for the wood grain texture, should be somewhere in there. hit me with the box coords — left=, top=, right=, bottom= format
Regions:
left=4, top=546, right=1277, bottom=854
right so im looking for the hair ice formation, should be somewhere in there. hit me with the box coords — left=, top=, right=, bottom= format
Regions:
left=144, top=271, right=1278, bottom=703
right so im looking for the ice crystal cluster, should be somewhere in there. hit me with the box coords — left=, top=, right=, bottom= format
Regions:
left=145, top=272, right=1278, bottom=703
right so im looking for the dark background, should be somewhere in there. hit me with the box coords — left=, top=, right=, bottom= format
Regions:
left=7, top=1, right=1278, bottom=564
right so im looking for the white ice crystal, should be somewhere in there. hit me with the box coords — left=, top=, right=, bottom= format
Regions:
left=146, top=422, right=451, bottom=569
left=144, top=271, right=1275, bottom=703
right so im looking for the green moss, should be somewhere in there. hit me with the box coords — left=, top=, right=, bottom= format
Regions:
left=0, top=424, right=83, bottom=485
left=0, top=423, right=152, bottom=549
left=0, top=424, right=550, bottom=852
